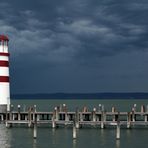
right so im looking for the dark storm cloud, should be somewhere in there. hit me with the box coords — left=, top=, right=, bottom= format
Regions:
left=0, top=0, right=148, bottom=60
left=0, top=0, right=148, bottom=93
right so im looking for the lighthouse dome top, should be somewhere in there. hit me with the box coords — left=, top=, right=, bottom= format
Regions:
left=0, top=35, right=9, bottom=41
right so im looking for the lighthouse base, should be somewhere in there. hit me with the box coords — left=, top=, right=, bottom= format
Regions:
left=0, top=105, right=7, bottom=113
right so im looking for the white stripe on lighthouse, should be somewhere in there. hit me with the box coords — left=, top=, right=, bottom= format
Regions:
left=0, top=83, right=10, bottom=104
left=0, top=56, right=9, bottom=61
left=0, top=67, right=9, bottom=76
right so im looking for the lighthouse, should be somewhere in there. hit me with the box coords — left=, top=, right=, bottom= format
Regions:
left=0, top=35, right=10, bottom=112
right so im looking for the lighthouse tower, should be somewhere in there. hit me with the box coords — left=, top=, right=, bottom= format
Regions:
left=0, top=35, right=10, bottom=113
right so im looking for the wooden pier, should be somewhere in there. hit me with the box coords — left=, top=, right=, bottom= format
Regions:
left=1, top=104, right=148, bottom=139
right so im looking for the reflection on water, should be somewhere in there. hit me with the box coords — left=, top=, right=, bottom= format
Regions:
left=0, top=124, right=11, bottom=148
left=33, top=139, right=37, bottom=148
left=52, top=128, right=57, bottom=146
left=116, top=140, right=120, bottom=148
left=100, top=129, right=106, bottom=145
left=73, top=139, right=77, bottom=148
left=52, top=128, right=56, bottom=136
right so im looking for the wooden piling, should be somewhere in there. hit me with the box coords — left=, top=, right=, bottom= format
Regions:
left=75, top=108, right=79, bottom=129
left=132, top=109, right=135, bottom=122
left=52, top=111, right=56, bottom=128
left=9, top=105, right=13, bottom=121
left=134, top=104, right=137, bottom=111
left=101, top=111, right=105, bottom=129
left=33, top=105, right=36, bottom=123
left=73, top=123, right=77, bottom=139
left=144, top=115, right=147, bottom=122
left=73, top=116, right=77, bottom=139
left=33, top=114, right=37, bottom=139
left=102, top=105, right=105, bottom=112
left=92, top=108, right=96, bottom=122
left=54, top=107, right=59, bottom=121
left=65, top=112, right=69, bottom=124
left=33, top=125, right=37, bottom=139
left=52, top=119, right=56, bottom=128
left=5, top=111, right=8, bottom=127
left=112, top=106, right=115, bottom=113
left=116, top=121, right=120, bottom=140
left=0, top=114, right=4, bottom=121
left=127, top=112, right=131, bottom=129
left=62, top=104, right=67, bottom=112
left=34, top=105, right=37, bottom=112
left=146, top=105, right=148, bottom=112
left=141, top=105, right=145, bottom=113
left=80, top=112, right=83, bottom=122
left=98, top=104, right=102, bottom=112
left=28, top=107, right=32, bottom=127
left=18, top=105, right=21, bottom=121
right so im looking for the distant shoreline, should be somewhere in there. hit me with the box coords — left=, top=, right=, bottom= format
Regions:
left=11, top=93, right=148, bottom=99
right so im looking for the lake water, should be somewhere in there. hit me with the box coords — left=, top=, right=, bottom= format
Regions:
left=1, top=99, right=148, bottom=148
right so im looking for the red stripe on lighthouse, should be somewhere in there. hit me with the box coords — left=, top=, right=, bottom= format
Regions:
left=0, top=61, right=9, bottom=67
left=0, top=76, right=9, bottom=82
left=0, top=52, right=10, bottom=56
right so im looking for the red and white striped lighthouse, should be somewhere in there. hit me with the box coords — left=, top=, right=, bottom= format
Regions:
left=0, top=35, right=10, bottom=112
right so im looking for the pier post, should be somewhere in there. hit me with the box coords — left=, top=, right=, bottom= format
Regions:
left=0, top=114, right=4, bottom=121
left=133, top=104, right=137, bottom=112
left=116, top=120, right=120, bottom=140
left=146, top=105, right=148, bottom=112
left=145, top=105, right=148, bottom=122
left=102, top=105, right=104, bottom=112
left=127, top=112, right=131, bottom=129
left=80, top=112, right=83, bottom=122
left=37, top=114, right=40, bottom=121
left=52, top=111, right=56, bottom=128
left=33, top=105, right=36, bottom=121
left=145, top=114, right=147, bottom=122
left=28, top=107, right=32, bottom=127
left=141, top=105, right=145, bottom=113
left=33, top=124, right=37, bottom=139
left=92, top=108, right=96, bottom=122
left=12, top=113, right=15, bottom=121
left=75, top=108, right=79, bottom=129
left=98, top=104, right=102, bottom=112
left=132, top=109, right=135, bottom=122
left=5, top=110, right=8, bottom=127
left=101, top=111, right=105, bottom=129
left=112, top=107, right=116, bottom=122
left=9, top=105, right=14, bottom=127
left=10, top=105, right=13, bottom=121
left=34, top=105, right=37, bottom=112
left=33, top=114, right=37, bottom=139
left=112, top=106, right=115, bottom=113
left=73, top=120, right=77, bottom=139
left=54, top=107, right=59, bottom=121
left=52, top=118, right=56, bottom=128
left=62, top=104, right=67, bottom=112
left=65, top=111, right=69, bottom=125
left=12, top=105, right=15, bottom=121
left=17, top=105, right=21, bottom=121
left=144, top=105, right=147, bottom=122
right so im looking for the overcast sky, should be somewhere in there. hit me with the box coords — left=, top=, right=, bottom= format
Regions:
left=0, top=0, right=148, bottom=94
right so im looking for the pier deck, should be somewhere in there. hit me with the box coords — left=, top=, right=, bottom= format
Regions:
left=0, top=104, right=147, bottom=128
